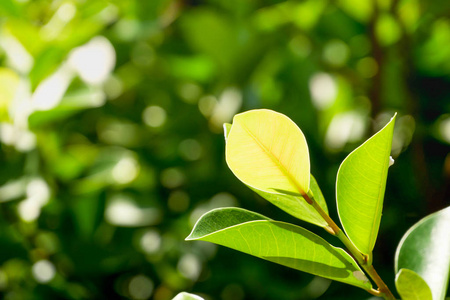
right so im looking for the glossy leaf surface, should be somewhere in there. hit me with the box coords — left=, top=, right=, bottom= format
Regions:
left=395, top=269, right=432, bottom=300
left=395, top=206, right=450, bottom=300
left=172, top=292, right=205, bottom=300
left=226, top=109, right=310, bottom=196
left=336, top=115, right=396, bottom=255
left=187, top=207, right=372, bottom=290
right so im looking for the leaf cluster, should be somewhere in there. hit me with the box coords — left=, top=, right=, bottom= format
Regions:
left=187, top=110, right=450, bottom=300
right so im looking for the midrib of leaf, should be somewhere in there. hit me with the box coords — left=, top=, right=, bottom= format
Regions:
left=188, top=220, right=267, bottom=241
left=240, top=123, right=307, bottom=196
left=367, top=134, right=390, bottom=251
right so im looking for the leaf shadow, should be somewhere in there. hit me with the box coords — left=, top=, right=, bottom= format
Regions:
left=273, top=188, right=304, bottom=198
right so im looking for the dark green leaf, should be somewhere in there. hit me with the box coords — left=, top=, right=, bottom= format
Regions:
left=395, top=206, right=450, bottom=300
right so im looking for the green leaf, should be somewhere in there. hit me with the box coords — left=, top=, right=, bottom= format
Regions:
left=395, top=206, right=450, bottom=300
left=395, top=269, right=432, bottom=300
left=250, top=175, right=329, bottom=227
left=187, top=207, right=372, bottom=291
left=224, top=120, right=328, bottom=226
left=336, top=114, right=396, bottom=255
left=172, top=292, right=205, bottom=300
left=226, top=109, right=310, bottom=196
left=223, top=123, right=232, bottom=142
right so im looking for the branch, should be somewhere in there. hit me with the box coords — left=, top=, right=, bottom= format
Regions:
left=303, top=193, right=396, bottom=300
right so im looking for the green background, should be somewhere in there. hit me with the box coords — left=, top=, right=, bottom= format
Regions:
left=0, top=0, right=449, bottom=299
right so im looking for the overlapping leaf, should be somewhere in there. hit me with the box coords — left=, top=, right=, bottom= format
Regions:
left=187, top=207, right=372, bottom=290
left=395, top=269, right=432, bottom=300
left=336, top=115, right=396, bottom=255
left=395, top=206, right=450, bottom=300
left=248, top=175, right=329, bottom=227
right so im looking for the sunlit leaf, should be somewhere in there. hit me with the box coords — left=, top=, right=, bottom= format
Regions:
left=395, top=269, right=432, bottom=300
left=226, top=109, right=310, bottom=196
left=336, top=114, right=396, bottom=255
left=172, top=292, right=205, bottom=300
left=224, top=119, right=327, bottom=226
left=187, top=207, right=372, bottom=290
left=395, top=206, right=450, bottom=300
left=249, top=175, right=328, bottom=227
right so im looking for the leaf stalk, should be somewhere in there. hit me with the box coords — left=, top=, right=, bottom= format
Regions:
left=303, top=193, right=396, bottom=300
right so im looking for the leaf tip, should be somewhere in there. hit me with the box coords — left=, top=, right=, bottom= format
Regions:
left=223, top=123, right=232, bottom=142
left=389, top=156, right=395, bottom=167
left=391, top=112, right=397, bottom=120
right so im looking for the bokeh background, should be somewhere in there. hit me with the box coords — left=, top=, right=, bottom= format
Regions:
left=0, top=0, right=449, bottom=299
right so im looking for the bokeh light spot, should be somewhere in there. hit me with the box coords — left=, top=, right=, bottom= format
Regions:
left=112, top=156, right=139, bottom=184
left=18, top=178, right=50, bottom=222
left=142, top=106, right=167, bottom=128
left=128, top=275, right=154, bottom=300
left=309, top=73, right=337, bottom=110
left=26, top=178, right=50, bottom=205
left=140, top=230, right=161, bottom=254
left=438, top=116, right=450, bottom=144
left=357, top=57, right=378, bottom=78
left=105, top=195, right=161, bottom=227
left=177, top=254, right=201, bottom=281
left=68, top=36, right=116, bottom=85
left=32, top=260, right=56, bottom=284
left=198, top=95, right=217, bottom=117
left=178, top=83, right=202, bottom=104
left=323, top=39, right=349, bottom=67
left=160, top=168, right=185, bottom=189
left=210, top=87, right=242, bottom=130
left=179, top=139, right=202, bottom=161
left=18, top=199, right=41, bottom=222
left=57, top=3, right=76, bottom=22
left=325, top=111, right=365, bottom=151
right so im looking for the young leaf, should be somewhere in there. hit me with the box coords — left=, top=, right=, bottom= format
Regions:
left=223, top=123, right=232, bottom=142
left=226, top=109, right=310, bottom=197
left=395, top=269, right=432, bottom=300
left=224, top=120, right=328, bottom=226
left=249, top=175, right=329, bottom=227
left=187, top=207, right=372, bottom=291
left=172, top=292, right=205, bottom=300
left=395, top=206, right=450, bottom=300
left=336, top=114, right=396, bottom=255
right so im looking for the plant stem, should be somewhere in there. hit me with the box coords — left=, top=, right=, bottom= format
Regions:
left=303, top=193, right=396, bottom=300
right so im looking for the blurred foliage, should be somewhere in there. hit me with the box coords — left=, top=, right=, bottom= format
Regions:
left=0, top=0, right=449, bottom=299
